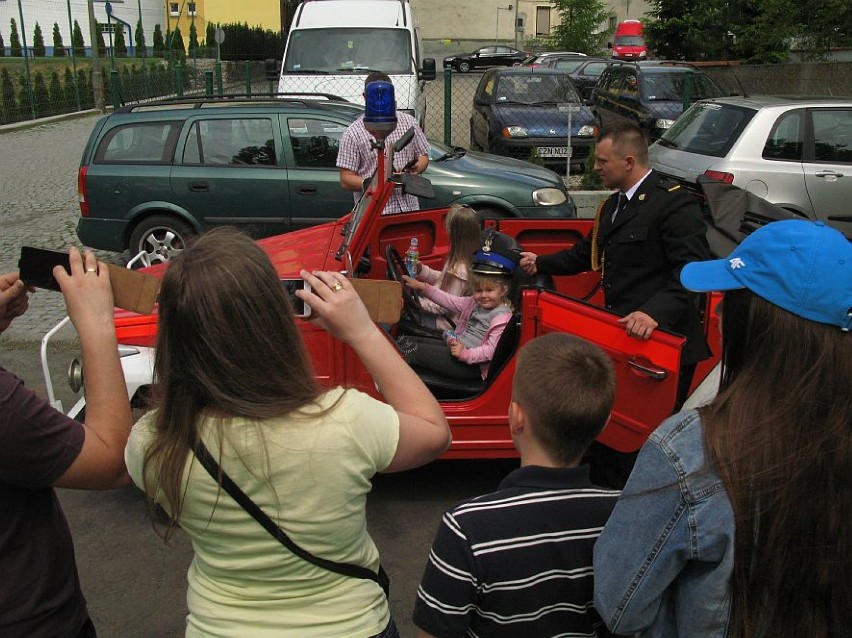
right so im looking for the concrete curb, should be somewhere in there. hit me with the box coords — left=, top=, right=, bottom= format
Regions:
left=0, top=109, right=105, bottom=134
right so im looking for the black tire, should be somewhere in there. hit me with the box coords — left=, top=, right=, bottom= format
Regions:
left=457, top=60, right=471, bottom=73
left=471, top=205, right=509, bottom=225
left=128, top=215, right=194, bottom=265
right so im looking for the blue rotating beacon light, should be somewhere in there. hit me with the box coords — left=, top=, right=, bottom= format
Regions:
left=364, top=80, right=397, bottom=149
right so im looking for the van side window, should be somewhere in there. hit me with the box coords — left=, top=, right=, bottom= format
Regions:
left=95, top=122, right=181, bottom=164
left=763, top=111, right=803, bottom=161
left=811, top=109, right=852, bottom=163
left=288, top=117, right=346, bottom=168
left=183, top=118, right=277, bottom=166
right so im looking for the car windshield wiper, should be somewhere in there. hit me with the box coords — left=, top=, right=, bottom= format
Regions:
left=336, top=67, right=383, bottom=74
left=657, top=138, right=679, bottom=149
left=294, top=70, right=331, bottom=75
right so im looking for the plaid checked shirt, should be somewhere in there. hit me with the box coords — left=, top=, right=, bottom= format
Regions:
left=336, top=113, right=429, bottom=214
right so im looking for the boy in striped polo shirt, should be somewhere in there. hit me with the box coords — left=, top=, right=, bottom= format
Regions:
left=413, top=333, right=619, bottom=637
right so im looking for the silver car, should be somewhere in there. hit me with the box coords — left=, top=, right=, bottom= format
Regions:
left=649, top=96, right=852, bottom=236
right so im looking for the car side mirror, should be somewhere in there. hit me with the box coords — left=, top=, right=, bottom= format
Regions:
left=607, top=42, right=613, bottom=49
left=420, top=58, right=437, bottom=81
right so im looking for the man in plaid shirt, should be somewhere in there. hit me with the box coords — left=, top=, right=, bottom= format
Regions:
left=337, top=72, right=430, bottom=214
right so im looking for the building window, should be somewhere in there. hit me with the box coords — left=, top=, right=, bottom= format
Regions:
left=535, top=6, right=551, bottom=36
left=188, top=2, right=196, bottom=16
left=169, top=2, right=179, bottom=16
left=98, top=22, right=119, bottom=34
left=609, top=16, right=617, bottom=30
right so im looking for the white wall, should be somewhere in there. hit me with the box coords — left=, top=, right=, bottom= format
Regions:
left=0, top=0, right=164, bottom=53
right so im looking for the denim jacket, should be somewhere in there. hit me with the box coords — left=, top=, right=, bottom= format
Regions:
left=593, top=409, right=734, bottom=637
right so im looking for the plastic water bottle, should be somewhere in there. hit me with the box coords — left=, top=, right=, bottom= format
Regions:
left=405, top=237, right=420, bottom=276
left=442, top=330, right=459, bottom=346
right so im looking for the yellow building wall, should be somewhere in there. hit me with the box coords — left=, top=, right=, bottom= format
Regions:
left=164, top=0, right=209, bottom=39
left=204, top=0, right=281, bottom=31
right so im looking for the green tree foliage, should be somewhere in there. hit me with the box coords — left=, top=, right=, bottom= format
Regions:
left=17, top=73, right=31, bottom=115
left=52, top=23, right=66, bottom=57
left=152, top=24, right=165, bottom=57
left=32, top=72, right=49, bottom=116
left=49, top=70, right=62, bottom=111
left=135, top=20, right=146, bottom=57
left=0, top=32, right=5, bottom=58
left=1, top=68, right=17, bottom=122
left=77, top=68, right=93, bottom=108
left=33, top=22, right=46, bottom=57
left=550, top=0, right=610, bottom=56
left=206, top=22, right=216, bottom=49
left=217, top=22, right=285, bottom=60
left=96, top=26, right=107, bottom=56
left=580, top=143, right=604, bottom=189
left=72, top=19, right=85, bottom=57
left=189, top=22, right=199, bottom=54
left=63, top=66, right=78, bottom=108
left=10, top=19, right=23, bottom=57
left=114, top=25, right=128, bottom=57
left=169, top=26, right=186, bottom=57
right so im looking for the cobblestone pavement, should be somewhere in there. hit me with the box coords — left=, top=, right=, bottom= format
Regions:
left=0, top=114, right=125, bottom=344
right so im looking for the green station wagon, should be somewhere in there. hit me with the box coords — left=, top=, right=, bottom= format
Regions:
left=76, top=97, right=575, bottom=263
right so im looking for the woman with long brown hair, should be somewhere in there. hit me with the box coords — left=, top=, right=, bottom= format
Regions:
left=124, top=228, right=450, bottom=638
left=593, top=220, right=851, bottom=637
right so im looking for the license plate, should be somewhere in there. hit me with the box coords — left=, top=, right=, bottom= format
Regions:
left=537, top=146, right=570, bottom=157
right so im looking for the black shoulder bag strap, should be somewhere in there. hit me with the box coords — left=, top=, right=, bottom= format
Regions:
left=192, top=442, right=390, bottom=597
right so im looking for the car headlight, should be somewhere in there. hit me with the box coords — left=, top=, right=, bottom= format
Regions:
left=502, top=126, right=528, bottom=138
left=532, top=188, right=567, bottom=206
left=577, top=124, right=598, bottom=137
left=655, top=119, right=676, bottom=129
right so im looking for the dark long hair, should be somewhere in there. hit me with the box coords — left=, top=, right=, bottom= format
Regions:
left=701, top=289, right=851, bottom=638
left=142, top=228, right=322, bottom=540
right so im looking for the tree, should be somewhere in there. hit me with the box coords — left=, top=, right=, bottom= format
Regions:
left=62, top=66, right=78, bottom=109
left=189, top=21, right=199, bottom=54
left=169, top=25, right=186, bottom=57
left=550, top=0, right=611, bottom=55
left=152, top=24, right=165, bottom=57
left=1, top=68, right=17, bottom=122
left=0, top=32, right=5, bottom=58
left=52, top=22, right=66, bottom=57
left=96, top=26, right=107, bottom=57
left=114, top=25, right=128, bottom=57
left=49, top=70, right=62, bottom=112
left=135, top=20, right=146, bottom=57
left=33, top=72, right=49, bottom=115
left=206, top=22, right=216, bottom=49
left=10, top=19, right=22, bottom=57
left=72, top=19, right=85, bottom=57
left=32, top=22, right=46, bottom=57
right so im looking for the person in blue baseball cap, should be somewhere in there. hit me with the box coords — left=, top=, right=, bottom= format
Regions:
left=594, top=220, right=851, bottom=638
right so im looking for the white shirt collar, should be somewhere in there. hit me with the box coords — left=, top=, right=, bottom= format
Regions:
left=623, top=169, right=653, bottom=201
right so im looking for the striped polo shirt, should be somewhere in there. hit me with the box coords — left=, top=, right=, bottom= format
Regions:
left=413, top=465, right=619, bottom=637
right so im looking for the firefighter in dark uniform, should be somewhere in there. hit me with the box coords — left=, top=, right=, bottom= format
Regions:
left=520, top=121, right=711, bottom=487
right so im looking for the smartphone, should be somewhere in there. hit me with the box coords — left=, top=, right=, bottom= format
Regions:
left=281, top=278, right=311, bottom=318
left=18, top=246, right=71, bottom=291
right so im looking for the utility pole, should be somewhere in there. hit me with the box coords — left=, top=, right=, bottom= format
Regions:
left=87, top=0, right=105, bottom=111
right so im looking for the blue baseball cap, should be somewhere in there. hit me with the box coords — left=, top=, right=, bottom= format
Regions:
left=681, top=220, right=851, bottom=330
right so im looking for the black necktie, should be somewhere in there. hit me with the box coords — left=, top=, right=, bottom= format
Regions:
left=611, top=192, right=625, bottom=224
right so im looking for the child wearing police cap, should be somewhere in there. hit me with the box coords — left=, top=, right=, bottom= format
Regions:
left=399, top=233, right=520, bottom=380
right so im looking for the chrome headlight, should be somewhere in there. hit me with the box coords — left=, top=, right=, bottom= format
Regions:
left=502, top=126, right=528, bottom=138
left=655, top=118, right=676, bottom=129
left=68, top=358, right=84, bottom=393
left=532, top=188, right=567, bottom=206
left=577, top=124, right=598, bottom=137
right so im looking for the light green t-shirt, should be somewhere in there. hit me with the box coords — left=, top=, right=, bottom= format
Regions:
left=125, top=387, right=400, bottom=637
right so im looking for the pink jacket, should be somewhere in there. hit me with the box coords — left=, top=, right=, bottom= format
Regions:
left=421, top=285, right=511, bottom=379
left=417, top=263, right=470, bottom=332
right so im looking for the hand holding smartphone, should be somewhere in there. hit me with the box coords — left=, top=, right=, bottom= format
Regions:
left=281, top=278, right=311, bottom=318
left=18, top=246, right=72, bottom=291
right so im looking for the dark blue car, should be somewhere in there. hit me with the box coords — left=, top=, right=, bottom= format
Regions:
left=470, top=67, right=598, bottom=173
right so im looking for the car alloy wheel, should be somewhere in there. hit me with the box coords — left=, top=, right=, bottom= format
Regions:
left=128, top=214, right=194, bottom=265
left=458, top=60, right=471, bottom=73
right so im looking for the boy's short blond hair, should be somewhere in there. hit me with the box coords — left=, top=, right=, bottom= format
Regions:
left=512, top=333, right=615, bottom=465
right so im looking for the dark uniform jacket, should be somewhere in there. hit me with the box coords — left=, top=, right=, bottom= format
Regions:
left=536, top=170, right=711, bottom=365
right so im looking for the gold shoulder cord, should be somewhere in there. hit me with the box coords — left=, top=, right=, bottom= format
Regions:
left=590, top=198, right=607, bottom=273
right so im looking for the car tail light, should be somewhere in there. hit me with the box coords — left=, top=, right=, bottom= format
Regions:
left=78, top=165, right=89, bottom=217
left=703, top=169, right=734, bottom=184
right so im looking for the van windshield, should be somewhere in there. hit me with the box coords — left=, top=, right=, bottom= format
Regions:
left=284, top=28, right=413, bottom=75
left=614, top=36, right=644, bottom=47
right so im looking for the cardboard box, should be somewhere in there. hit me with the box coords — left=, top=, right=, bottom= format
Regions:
left=349, top=279, right=403, bottom=324
left=104, top=263, right=160, bottom=315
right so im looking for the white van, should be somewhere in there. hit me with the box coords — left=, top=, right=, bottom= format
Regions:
left=278, top=0, right=436, bottom=125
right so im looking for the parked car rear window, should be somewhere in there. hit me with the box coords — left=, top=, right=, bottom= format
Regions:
left=658, top=102, right=755, bottom=158
left=763, top=110, right=803, bottom=161
left=95, top=122, right=181, bottom=164
left=182, top=118, right=277, bottom=166
left=642, top=72, right=721, bottom=101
